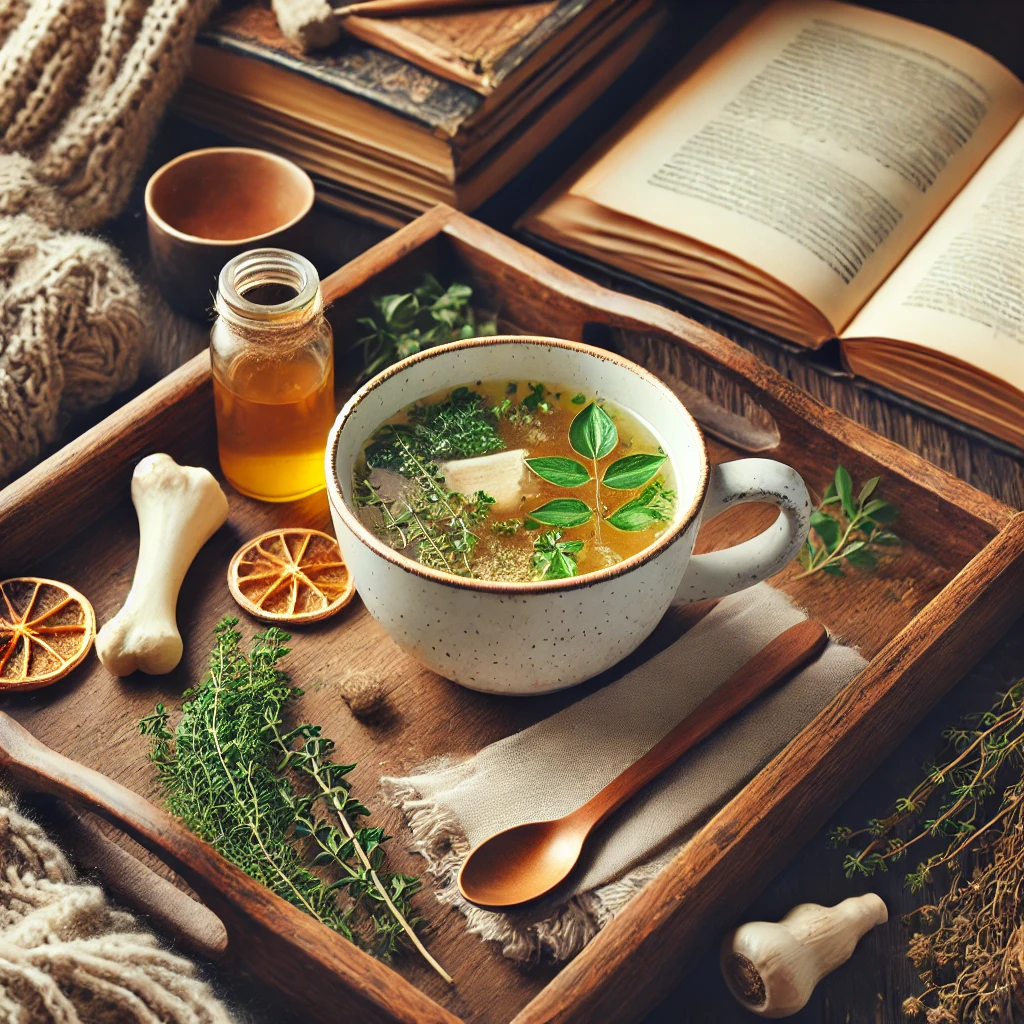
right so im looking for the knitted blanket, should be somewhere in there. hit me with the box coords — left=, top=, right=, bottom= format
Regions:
left=0, top=0, right=218, bottom=484
left=0, top=788, right=234, bottom=1023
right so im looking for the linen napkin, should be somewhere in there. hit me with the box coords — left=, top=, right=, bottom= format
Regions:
left=381, top=583, right=867, bottom=963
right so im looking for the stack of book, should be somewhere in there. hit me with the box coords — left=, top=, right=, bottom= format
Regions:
left=178, top=0, right=666, bottom=227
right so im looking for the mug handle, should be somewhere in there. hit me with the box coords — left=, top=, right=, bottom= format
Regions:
left=674, top=458, right=811, bottom=603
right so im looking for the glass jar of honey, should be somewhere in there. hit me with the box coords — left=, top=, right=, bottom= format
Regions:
left=211, top=248, right=335, bottom=502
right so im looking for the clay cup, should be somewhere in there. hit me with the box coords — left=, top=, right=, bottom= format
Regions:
left=146, top=148, right=315, bottom=320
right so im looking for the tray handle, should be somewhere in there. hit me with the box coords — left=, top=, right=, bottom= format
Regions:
left=0, top=712, right=459, bottom=1024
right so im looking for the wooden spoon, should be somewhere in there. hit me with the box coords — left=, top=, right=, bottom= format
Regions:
left=457, top=620, right=829, bottom=909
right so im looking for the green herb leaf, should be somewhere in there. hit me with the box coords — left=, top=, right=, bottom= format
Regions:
left=863, top=499, right=899, bottom=524
left=605, top=480, right=675, bottom=531
left=571, top=393, right=587, bottom=405
left=858, top=476, right=881, bottom=504
left=822, top=563, right=846, bottom=577
left=532, top=530, right=584, bottom=580
left=602, top=453, right=667, bottom=490
left=380, top=292, right=418, bottom=327
left=810, top=510, right=841, bottom=553
left=845, top=547, right=877, bottom=570
left=834, top=466, right=856, bottom=519
left=569, top=402, right=617, bottom=461
left=525, top=457, right=591, bottom=488
left=522, top=382, right=550, bottom=413
left=352, top=275, right=494, bottom=381
left=524, top=498, right=593, bottom=529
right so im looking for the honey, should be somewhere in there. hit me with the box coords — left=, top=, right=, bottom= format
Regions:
left=213, top=349, right=334, bottom=501
left=211, top=249, right=335, bottom=503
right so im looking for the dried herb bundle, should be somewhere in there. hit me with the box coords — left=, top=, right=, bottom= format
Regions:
left=140, top=619, right=449, bottom=981
left=834, top=674, right=1024, bottom=1020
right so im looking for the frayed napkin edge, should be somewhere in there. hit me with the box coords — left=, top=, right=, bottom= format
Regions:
left=381, top=767, right=675, bottom=964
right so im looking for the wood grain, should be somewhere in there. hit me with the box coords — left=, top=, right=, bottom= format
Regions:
left=0, top=206, right=1021, bottom=1024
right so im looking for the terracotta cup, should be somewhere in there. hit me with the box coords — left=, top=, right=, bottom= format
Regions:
left=145, top=147, right=315, bottom=319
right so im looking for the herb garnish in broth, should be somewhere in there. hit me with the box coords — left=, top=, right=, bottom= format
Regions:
left=353, top=382, right=676, bottom=582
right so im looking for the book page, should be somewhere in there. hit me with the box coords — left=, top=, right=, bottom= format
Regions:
left=572, top=0, right=1024, bottom=331
left=843, top=116, right=1024, bottom=391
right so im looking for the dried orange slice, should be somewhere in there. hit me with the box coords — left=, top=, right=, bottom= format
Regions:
left=0, top=578, right=96, bottom=691
left=228, top=529, right=355, bottom=624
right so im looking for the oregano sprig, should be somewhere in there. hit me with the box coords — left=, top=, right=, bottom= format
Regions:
left=797, top=466, right=899, bottom=579
left=532, top=530, right=584, bottom=580
left=353, top=274, right=497, bottom=381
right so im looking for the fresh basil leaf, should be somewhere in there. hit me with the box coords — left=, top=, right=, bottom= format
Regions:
left=525, top=457, right=591, bottom=488
left=605, top=505, right=661, bottom=531
left=810, top=510, right=841, bottom=553
left=874, top=531, right=900, bottom=545
left=571, top=393, right=587, bottom=405
left=569, top=402, right=617, bottom=460
left=841, top=540, right=866, bottom=556
left=822, top=563, right=846, bottom=577
left=834, top=466, right=856, bottom=519
left=545, top=551, right=577, bottom=579
left=605, top=480, right=675, bottom=532
left=524, top=498, right=593, bottom=529
left=601, top=453, right=667, bottom=490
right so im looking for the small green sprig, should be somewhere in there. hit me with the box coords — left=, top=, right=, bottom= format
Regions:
left=366, top=387, right=504, bottom=468
left=353, top=273, right=497, bottom=381
left=797, top=466, right=899, bottom=579
left=532, top=529, right=583, bottom=580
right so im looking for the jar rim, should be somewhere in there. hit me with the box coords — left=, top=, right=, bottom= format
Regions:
left=216, top=248, right=321, bottom=325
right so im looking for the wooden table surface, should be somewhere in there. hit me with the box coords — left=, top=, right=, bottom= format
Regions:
left=14, top=2, right=1024, bottom=1022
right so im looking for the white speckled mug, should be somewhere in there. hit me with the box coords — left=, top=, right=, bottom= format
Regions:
left=326, top=337, right=810, bottom=695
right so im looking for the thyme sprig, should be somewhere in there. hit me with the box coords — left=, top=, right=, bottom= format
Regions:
left=833, top=674, right=1024, bottom=1019
left=358, top=431, right=494, bottom=576
left=140, top=620, right=449, bottom=982
left=797, top=466, right=899, bottom=579
left=366, top=387, right=505, bottom=469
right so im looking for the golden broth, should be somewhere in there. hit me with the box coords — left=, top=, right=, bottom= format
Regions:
left=353, top=380, right=677, bottom=582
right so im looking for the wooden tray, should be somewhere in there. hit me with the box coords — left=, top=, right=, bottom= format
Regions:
left=1, top=205, right=1022, bottom=1024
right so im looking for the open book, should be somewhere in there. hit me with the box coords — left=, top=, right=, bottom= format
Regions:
left=520, top=0, right=1024, bottom=449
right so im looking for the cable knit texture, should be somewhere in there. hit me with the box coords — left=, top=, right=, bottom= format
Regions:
left=0, top=788, right=234, bottom=1023
left=0, top=0, right=218, bottom=484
